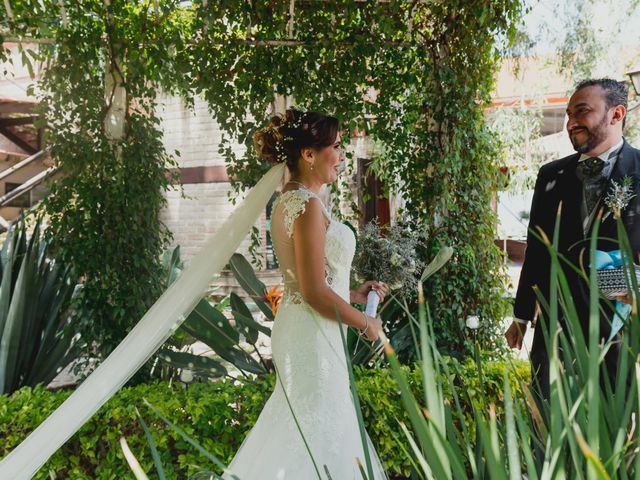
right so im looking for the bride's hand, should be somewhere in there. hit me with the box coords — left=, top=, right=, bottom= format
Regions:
left=362, top=315, right=383, bottom=342
left=351, top=281, right=389, bottom=305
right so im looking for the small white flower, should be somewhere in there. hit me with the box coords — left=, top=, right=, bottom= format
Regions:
left=465, top=315, right=480, bottom=330
left=390, top=252, right=402, bottom=266
left=180, top=369, right=194, bottom=383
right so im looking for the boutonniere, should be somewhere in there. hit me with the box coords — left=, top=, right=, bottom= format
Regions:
left=603, top=176, right=636, bottom=221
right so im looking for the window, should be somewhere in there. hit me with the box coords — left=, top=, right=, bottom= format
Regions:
left=357, top=158, right=390, bottom=226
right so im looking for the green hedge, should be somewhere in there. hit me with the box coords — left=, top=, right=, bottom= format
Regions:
left=0, top=359, right=530, bottom=479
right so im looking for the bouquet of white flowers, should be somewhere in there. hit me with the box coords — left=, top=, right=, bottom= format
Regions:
left=352, top=220, right=425, bottom=316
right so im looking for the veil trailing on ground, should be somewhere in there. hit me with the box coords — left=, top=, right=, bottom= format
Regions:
left=0, top=163, right=285, bottom=479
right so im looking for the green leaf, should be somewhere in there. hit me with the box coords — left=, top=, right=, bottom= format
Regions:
left=229, top=253, right=273, bottom=320
left=156, top=350, right=227, bottom=378
left=229, top=292, right=270, bottom=344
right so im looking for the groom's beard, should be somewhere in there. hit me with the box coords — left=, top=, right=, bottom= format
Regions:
left=569, top=113, right=609, bottom=153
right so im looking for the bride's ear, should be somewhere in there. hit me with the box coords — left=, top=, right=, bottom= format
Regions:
left=301, top=147, right=314, bottom=165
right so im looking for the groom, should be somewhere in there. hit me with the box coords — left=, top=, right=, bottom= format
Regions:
left=505, top=78, right=640, bottom=400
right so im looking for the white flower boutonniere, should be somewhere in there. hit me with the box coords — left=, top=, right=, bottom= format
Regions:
left=604, top=176, right=636, bottom=220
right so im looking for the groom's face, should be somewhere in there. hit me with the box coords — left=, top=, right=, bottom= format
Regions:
left=566, top=86, right=614, bottom=154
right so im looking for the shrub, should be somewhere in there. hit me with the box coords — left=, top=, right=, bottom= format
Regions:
left=0, top=359, right=529, bottom=479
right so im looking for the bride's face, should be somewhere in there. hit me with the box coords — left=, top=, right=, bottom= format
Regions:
left=312, top=133, right=345, bottom=184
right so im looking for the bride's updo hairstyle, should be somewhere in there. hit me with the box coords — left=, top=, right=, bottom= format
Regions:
left=254, top=109, right=340, bottom=173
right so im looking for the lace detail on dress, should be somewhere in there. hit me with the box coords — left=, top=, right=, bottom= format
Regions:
left=272, top=188, right=338, bottom=291
left=272, top=188, right=332, bottom=239
left=324, top=260, right=335, bottom=287
left=273, top=189, right=317, bottom=238
left=280, top=287, right=307, bottom=308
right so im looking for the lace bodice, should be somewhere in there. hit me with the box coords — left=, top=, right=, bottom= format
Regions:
left=270, top=188, right=356, bottom=306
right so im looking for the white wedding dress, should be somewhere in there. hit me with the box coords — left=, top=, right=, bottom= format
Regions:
left=224, top=188, right=387, bottom=480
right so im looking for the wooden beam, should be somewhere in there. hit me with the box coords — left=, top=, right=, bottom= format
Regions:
left=1, top=37, right=55, bottom=45
left=3, top=0, right=14, bottom=22
left=171, top=165, right=229, bottom=184
left=0, top=149, right=48, bottom=182
left=2, top=36, right=418, bottom=49
left=0, top=101, right=36, bottom=115
left=0, top=126, right=37, bottom=155
left=37, top=126, right=44, bottom=150
left=0, top=116, right=37, bottom=127
left=0, top=166, right=58, bottom=207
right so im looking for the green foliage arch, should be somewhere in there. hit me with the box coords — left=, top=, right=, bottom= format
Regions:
left=1, top=0, right=524, bottom=354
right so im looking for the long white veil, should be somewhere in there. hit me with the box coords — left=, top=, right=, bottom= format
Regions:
left=0, top=163, right=285, bottom=479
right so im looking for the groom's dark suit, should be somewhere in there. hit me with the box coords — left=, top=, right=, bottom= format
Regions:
left=514, top=139, right=640, bottom=398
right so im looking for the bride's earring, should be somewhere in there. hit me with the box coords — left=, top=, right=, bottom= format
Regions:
left=310, top=162, right=315, bottom=171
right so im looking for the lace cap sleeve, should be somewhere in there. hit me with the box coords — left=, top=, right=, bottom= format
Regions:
left=276, top=189, right=327, bottom=238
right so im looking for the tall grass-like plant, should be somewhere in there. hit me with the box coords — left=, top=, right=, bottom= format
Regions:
left=127, top=208, right=640, bottom=478
left=379, top=208, right=640, bottom=478
left=0, top=219, right=82, bottom=395
left=126, top=247, right=456, bottom=479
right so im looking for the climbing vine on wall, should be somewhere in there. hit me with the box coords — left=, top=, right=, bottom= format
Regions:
left=1, top=0, right=524, bottom=354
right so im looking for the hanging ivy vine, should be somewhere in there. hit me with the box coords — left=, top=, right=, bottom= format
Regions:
left=1, top=0, right=524, bottom=355
left=0, top=2, right=192, bottom=357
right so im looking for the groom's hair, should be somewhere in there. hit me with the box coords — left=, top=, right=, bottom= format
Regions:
left=575, top=78, right=628, bottom=127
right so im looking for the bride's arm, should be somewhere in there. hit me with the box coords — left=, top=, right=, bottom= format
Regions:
left=292, top=198, right=381, bottom=339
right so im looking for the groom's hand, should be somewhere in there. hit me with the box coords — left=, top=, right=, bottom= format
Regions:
left=505, top=320, right=527, bottom=349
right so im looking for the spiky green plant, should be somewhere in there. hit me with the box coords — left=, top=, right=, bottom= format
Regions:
left=131, top=211, right=640, bottom=478
left=0, top=218, right=82, bottom=395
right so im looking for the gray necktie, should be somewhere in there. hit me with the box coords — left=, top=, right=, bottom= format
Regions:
left=575, top=155, right=613, bottom=216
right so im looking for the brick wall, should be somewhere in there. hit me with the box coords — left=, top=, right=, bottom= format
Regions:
left=158, top=94, right=246, bottom=168
left=158, top=94, right=264, bottom=267
left=162, top=182, right=263, bottom=262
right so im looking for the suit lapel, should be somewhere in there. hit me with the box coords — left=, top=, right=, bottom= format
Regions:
left=598, top=140, right=637, bottom=244
left=607, top=140, right=636, bottom=188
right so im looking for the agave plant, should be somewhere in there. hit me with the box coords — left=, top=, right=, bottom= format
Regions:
left=0, top=218, right=83, bottom=395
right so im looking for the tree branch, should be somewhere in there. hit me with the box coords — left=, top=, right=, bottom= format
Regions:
left=1, top=37, right=55, bottom=45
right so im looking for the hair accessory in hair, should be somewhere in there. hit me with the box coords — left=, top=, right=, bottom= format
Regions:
left=274, top=141, right=287, bottom=164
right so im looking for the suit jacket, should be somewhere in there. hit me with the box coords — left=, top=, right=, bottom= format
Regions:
left=514, top=139, right=640, bottom=358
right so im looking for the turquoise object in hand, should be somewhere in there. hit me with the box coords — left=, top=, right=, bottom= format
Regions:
left=593, top=250, right=632, bottom=342
left=593, top=249, right=622, bottom=270
left=608, top=250, right=623, bottom=266
left=594, top=250, right=615, bottom=270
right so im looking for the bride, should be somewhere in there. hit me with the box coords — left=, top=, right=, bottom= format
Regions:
left=224, top=109, right=389, bottom=480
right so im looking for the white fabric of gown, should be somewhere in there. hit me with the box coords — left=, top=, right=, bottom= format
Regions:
left=224, top=188, right=387, bottom=480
